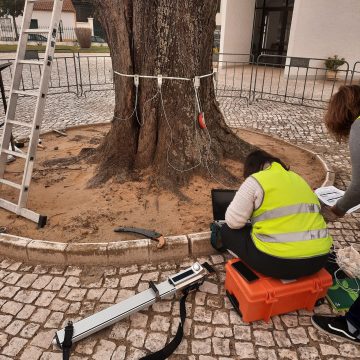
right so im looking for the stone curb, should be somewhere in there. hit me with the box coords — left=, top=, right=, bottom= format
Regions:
left=0, top=233, right=216, bottom=266
left=0, top=128, right=333, bottom=266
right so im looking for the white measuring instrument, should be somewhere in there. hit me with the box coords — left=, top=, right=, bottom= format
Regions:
left=54, top=261, right=214, bottom=348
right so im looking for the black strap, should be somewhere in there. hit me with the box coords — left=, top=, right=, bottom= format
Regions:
left=140, top=290, right=190, bottom=360
left=62, top=321, right=74, bottom=360
left=202, top=261, right=215, bottom=274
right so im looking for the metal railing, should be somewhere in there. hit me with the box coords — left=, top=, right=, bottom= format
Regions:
left=350, top=61, right=360, bottom=86
left=56, top=27, right=77, bottom=42
left=0, top=19, right=16, bottom=41
left=213, top=54, right=358, bottom=108
left=213, top=53, right=254, bottom=103
left=252, top=54, right=350, bottom=108
left=0, top=53, right=79, bottom=96
left=1, top=25, right=78, bottom=42
left=76, top=54, right=113, bottom=95
left=0, top=52, right=360, bottom=109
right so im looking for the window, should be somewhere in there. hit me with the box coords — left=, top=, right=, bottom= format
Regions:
left=30, top=19, right=39, bottom=29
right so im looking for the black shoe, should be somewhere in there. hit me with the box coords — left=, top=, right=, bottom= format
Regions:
left=311, top=315, right=360, bottom=344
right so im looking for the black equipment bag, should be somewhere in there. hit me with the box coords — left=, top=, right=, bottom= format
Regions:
left=210, top=222, right=226, bottom=252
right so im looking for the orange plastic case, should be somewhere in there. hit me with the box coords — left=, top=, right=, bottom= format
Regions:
left=225, top=258, right=332, bottom=322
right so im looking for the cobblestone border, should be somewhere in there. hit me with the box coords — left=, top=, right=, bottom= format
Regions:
left=0, top=232, right=216, bottom=266
left=0, top=129, right=334, bottom=266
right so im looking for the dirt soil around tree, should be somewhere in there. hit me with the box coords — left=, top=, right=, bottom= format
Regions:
left=0, top=124, right=325, bottom=243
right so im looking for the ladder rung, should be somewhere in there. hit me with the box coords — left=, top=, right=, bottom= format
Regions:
left=12, top=90, right=39, bottom=97
left=24, top=29, right=49, bottom=34
left=2, top=149, right=27, bottom=159
left=0, top=179, right=22, bottom=190
left=7, top=120, right=33, bottom=128
left=19, top=60, right=44, bottom=66
left=0, top=198, right=42, bottom=223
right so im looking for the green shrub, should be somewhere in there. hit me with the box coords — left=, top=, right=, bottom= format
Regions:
left=75, top=27, right=92, bottom=49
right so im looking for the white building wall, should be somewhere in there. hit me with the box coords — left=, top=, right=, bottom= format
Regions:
left=287, top=0, right=360, bottom=70
left=16, top=11, right=76, bottom=30
left=219, top=0, right=255, bottom=62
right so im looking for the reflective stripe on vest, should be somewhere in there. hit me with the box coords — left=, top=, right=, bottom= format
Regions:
left=252, top=203, right=321, bottom=223
left=255, top=228, right=329, bottom=243
left=250, top=162, right=332, bottom=259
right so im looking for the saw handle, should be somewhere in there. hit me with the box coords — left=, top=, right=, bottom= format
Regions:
left=113, top=226, right=166, bottom=249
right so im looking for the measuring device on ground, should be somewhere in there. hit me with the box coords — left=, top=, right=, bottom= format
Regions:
left=54, top=261, right=214, bottom=359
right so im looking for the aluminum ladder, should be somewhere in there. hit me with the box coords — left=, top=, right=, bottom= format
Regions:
left=0, top=0, right=64, bottom=227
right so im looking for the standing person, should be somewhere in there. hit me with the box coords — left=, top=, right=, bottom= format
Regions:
left=221, top=150, right=332, bottom=280
left=311, top=85, right=360, bottom=344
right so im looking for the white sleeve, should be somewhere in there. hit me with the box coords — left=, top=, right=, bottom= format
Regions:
left=225, top=177, right=264, bottom=229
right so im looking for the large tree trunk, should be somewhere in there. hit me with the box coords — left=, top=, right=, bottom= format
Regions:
left=92, top=0, right=255, bottom=187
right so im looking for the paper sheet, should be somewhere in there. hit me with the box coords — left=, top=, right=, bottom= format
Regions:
left=315, top=186, right=360, bottom=213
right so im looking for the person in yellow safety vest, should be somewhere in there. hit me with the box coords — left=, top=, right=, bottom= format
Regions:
left=222, top=149, right=332, bottom=280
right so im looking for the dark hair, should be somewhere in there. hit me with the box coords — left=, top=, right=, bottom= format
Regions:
left=243, top=150, right=289, bottom=178
left=325, top=85, right=360, bottom=142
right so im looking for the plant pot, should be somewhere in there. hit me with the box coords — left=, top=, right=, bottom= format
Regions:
left=326, top=70, right=337, bottom=81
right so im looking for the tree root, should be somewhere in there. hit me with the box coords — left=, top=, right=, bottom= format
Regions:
left=41, top=147, right=96, bottom=168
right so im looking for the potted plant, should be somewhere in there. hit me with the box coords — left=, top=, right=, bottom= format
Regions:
left=324, top=55, right=345, bottom=80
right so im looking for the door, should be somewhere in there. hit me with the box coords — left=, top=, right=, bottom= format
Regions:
left=251, top=0, right=294, bottom=65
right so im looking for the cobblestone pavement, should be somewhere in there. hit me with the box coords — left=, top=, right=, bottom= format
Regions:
left=1, top=90, right=360, bottom=359
left=1, top=255, right=359, bottom=360
left=0, top=92, right=115, bottom=139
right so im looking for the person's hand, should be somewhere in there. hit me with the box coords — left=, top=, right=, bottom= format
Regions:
left=331, top=205, right=346, bottom=217
left=321, top=205, right=340, bottom=222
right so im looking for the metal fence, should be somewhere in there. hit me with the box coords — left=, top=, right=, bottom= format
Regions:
left=0, top=52, right=359, bottom=108
left=252, top=54, right=350, bottom=107
left=0, top=23, right=108, bottom=43
left=213, top=53, right=254, bottom=103
left=76, top=54, right=113, bottom=95
left=0, top=52, right=114, bottom=96
left=0, top=53, right=79, bottom=96
left=214, top=54, right=359, bottom=109
left=1, top=24, right=79, bottom=42
left=0, top=18, right=15, bottom=41
left=350, top=61, right=360, bottom=85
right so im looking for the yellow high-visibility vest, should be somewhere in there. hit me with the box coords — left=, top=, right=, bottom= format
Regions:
left=250, top=162, right=332, bottom=259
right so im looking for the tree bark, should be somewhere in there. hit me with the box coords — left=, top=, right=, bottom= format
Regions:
left=91, top=0, right=255, bottom=186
